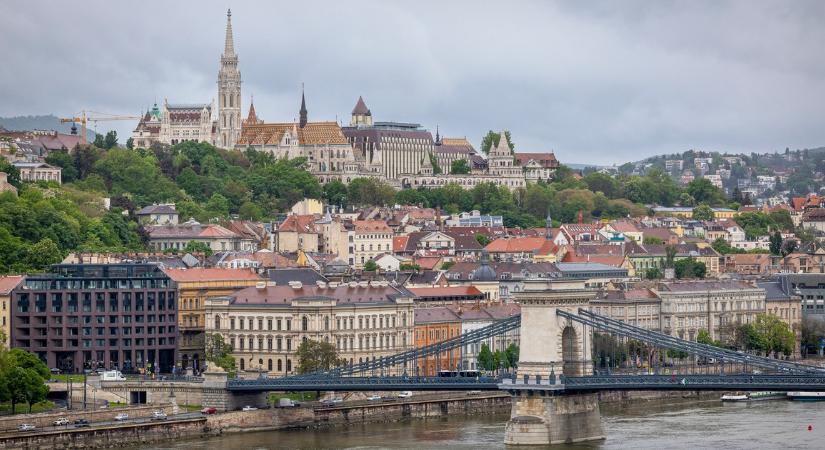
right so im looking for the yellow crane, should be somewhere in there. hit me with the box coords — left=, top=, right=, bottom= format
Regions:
left=60, top=110, right=141, bottom=145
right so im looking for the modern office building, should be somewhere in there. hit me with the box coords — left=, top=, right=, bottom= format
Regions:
left=11, top=264, right=177, bottom=373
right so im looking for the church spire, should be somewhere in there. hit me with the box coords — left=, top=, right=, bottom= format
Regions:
left=223, top=9, right=235, bottom=57
left=299, top=83, right=308, bottom=128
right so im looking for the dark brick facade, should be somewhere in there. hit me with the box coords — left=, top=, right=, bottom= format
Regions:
left=11, top=264, right=177, bottom=373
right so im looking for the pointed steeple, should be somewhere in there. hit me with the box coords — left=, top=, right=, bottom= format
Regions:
left=223, top=9, right=235, bottom=57
left=435, top=125, right=441, bottom=145
left=299, top=84, right=308, bottom=128
left=245, top=95, right=259, bottom=125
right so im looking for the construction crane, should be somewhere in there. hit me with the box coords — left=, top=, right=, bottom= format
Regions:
left=60, top=110, right=141, bottom=145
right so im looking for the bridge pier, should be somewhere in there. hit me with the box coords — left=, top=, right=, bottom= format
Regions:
left=505, top=391, right=603, bottom=445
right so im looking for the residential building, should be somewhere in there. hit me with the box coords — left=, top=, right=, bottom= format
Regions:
left=452, top=303, right=521, bottom=371
left=13, top=162, right=61, bottom=184
left=145, top=219, right=254, bottom=252
left=775, top=274, right=825, bottom=320
left=0, top=276, right=24, bottom=348
left=204, top=282, right=415, bottom=375
left=407, top=286, right=487, bottom=307
left=353, top=220, right=393, bottom=268
left=484, top=237, right=558, bottom=262
left=514, top=152, right=559, bottom=182
left=414, top=307, right=461, bottom=376
left=135, top=204, right=179, bottom=225
left=757, top=280, right=802, bottom=355
left=10, top=264, right=178, bottom=373
left=163, top=268, right=261, bottom=372
left=590, top=288, right=661, bottom=331
left=655, top=280, right=765, bottom=343
left=274, top=214, right=319, bottom=252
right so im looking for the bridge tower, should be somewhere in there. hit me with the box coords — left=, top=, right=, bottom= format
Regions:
left=502, top=289, right=604, bottom=446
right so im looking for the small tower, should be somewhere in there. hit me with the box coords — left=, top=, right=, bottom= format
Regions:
left=217, top=9, right=242, bottom=149
left=299, top=85, right=308, bottom=128
left=350, top=96, right=372, bottom=126
left=545, top=213, right=553, bottom=239
left=435, top=125, right=441, bottom=145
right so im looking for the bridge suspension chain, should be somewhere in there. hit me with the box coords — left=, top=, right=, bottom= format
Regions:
left=558, top=308, right=824, bottom=374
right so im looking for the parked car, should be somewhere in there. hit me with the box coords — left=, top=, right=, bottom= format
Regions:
left=200, top=407, right=217, bottom=415
left=397, top=391, right=413, bottom=399
left=277, top=398, right=300, bottom=407
left=73, top=419, right=90, bottom=427
left=114, top=413, right=129, bottom=421
left=53, top=417, right=69, bottom=426
left=321, top=397, right=343, bottom=405
left=366, top=395, right=382, bottom=401
left=50, top=368, right=61, bottom=374
left=18, top=424, right=36, bottom=432
left=151, top=410, right=167, bottom=420
left=241, top=405, right=258, bottom=411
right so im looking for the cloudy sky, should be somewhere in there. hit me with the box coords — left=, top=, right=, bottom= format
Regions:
left=2, top=0, right=824, bottom=164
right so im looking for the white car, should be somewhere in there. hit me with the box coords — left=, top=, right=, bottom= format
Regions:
left=242, top=405, right=258, bottom=411
left=151, top=410, right=167, bottom=420
left=18, top=423, right=36, bottom=432
left=366, top=395, right=382, bottom=401
left=114, top=413, right=129, bottom=421
left=53, top=417, right=69, bottom=426
left=397, top=391, right=413, bottom=399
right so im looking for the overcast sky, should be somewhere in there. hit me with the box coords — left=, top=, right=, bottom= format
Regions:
left=2, top=0, right=824, bottom=164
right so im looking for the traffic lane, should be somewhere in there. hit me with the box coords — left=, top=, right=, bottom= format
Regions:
left=1, top=411, right=205, bottom=435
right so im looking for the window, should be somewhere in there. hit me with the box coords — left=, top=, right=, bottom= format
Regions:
left=302, top=316, right=308, bottom=331
left=214, top=315, right=221, bottom=330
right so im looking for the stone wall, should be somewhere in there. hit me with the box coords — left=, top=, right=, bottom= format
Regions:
left=205, top=407, right=314, bottom=432
left=0, top=405, right=176, bottom=433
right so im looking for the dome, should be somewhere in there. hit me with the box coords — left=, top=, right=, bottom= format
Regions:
left=471, top=250, right=497, bottom=282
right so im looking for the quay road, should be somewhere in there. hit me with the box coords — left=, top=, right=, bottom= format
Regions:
left=0, top=411, right=204, bottom=438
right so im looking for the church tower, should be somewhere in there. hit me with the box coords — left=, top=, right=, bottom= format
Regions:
left=217, top=9, right=242, bottom=149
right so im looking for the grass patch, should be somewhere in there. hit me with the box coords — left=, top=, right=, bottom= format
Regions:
left=106, top=401, right=128, bottom=408
left=268, top=392, right=318, bottom=403
left=50, top=374, right=86, bottom=383
left=179, top=404, right=202, bottom=412
left=0, top=401, right=55, bottom=414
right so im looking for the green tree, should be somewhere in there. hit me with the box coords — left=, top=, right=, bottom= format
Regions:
left=296, top=339, right=342, bottom=374
left=664, top=245, right=677, bottom=269
left=322, top=180, right=348, bottom=207
left=72, top=145, right=102, bottom=179
left=1, top=349, right=50, bottom=413
left=93, top=133, right=105, bottom=148
left=711, top=237, right=744, bottom=255
left=399, top=263, right=420, bottom=271
left=645, top=268, right=663, bottom=279
left=205, top=193, right=230, bottom=218
left=450, top=159, right=471, bottom=175
left=782, top=239, right=798, bottom=257
left=696, top=329, right=720, bottom=347
left=45, top=150, right=78, bottom=182
left=504, top=343, right=519, bottom=369
left=0, top=159, right=20, bottom=187
left=769, top=231, right=783, bottom=256
left=25, top=238, right=63, bottom=271
left=103, top=130, right=118, bottom=149
left=674, top=257, right=706, bottom=279
left=428, top=152, right=442, bottom=175
left=752, top=314, right=796, bottom=357
left=204, top=334, right=236, bottom=373
left=477, top=343, right=494, bottom=371
left=125, top=137, right=134, bottom=150
left=363, top=260, right=378, bottom=272
left=480, top=130, right=513, bottom=154
left=238, top=201, right=263, bottom=220
left=183, top=240, right=213, bottom=257
left=475, top=234, right=491, bottom=246
left=643, top=236, right=664, bottom=245
left=347, top=178, right=395, bottom=206
left=686, top=178, right=725, bottom=206
left=692, top=204, right=714, bottom=221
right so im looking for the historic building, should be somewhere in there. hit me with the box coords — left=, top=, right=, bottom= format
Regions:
left=131, top=10, right=240, bottom=149
left=163, top=267, right=261, bottom=373
left=204, top=281, right=415, bottom=376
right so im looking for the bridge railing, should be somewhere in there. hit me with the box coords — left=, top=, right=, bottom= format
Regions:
left=559, top=308, right=824, bottom=375
left=305, top=315, right=521, bottom=378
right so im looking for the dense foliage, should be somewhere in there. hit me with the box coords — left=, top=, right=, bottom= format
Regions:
left=0, top=339, right=51, bottom=414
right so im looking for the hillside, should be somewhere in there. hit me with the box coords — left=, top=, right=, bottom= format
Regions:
left=0, top=114, right=96, bottom=141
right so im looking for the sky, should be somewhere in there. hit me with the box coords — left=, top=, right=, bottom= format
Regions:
left=1, top=0, right=824, bottom=165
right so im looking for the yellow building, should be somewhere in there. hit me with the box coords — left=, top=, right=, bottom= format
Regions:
left=0, top=276, right=24, bottom=348
left=163, top=268, right=262, bottom=372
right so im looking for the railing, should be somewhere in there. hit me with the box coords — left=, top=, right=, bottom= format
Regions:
left=227, top=375, right=501, bottom=391
left=558, top=308, right=825, bottom=374
left=563, top=374, right=825, bottom=391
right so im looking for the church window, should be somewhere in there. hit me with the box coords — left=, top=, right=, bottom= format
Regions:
left=230, top=95, right=234, bottom=108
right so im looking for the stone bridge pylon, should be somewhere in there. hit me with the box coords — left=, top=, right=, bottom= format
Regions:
left=502, top=289, right=605, bottom=446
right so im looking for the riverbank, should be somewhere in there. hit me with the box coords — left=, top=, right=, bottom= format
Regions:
left=0, top=389, right=744, bottom=449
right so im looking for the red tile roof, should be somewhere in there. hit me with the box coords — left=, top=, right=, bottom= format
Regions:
left=408, top=286, right=483, bottom=297
left=354, top=220, right=392, bottom=234
left=485, top=237, right=556, bottom=255
left=278, top=215, right=318, bottom=233
left=393, top=236, right=409, bottom=253
left=0, top=275, right=24, bottom=295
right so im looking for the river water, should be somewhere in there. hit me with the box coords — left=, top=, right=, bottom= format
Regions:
left=147, top=399, right=824, bottom=449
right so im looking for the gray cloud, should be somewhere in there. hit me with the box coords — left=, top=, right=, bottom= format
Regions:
left=1, top=0, right=823, bottom=164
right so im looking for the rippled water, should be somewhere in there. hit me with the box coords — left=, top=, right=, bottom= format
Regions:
left=146, top=399, right=824, bottom=449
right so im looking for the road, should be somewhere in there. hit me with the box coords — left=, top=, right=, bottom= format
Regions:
left=1, top=411, right=204, bottom=437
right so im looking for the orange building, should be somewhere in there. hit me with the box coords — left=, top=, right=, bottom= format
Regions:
left=163, top=268, right=262, bottom=372
left=414, top=307, right=461, bottom=376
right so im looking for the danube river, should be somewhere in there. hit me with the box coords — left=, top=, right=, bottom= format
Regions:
left=147, top=399, right=823, bottom=449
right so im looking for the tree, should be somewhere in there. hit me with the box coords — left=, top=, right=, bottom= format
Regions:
left=205, top=193, right=230, bottom=218
left=296, top=339, right=342, bottom=374
left=204, top=334, right=236, bottom=373
left=692, top=204, right=714, bottom=221
left=45, top=150, right=78, bottom=182
left=363, top=260, right=378, bottom=272
left=504, top=343, right=519, bottom=369
left=322, top=180, right=348, bottom=207
left=399, top=263, right=420, bottom=271
left=752, top=314, right=796, bottom=357
left=347, top=178, right=395, bottom=206
left=477, top=343, right=494, bottom=371
left=686, top=178, right=725, bottom=206
left=475, top=234, right=491, bottom=246
left=183, top=240, right=213, bottom=257
left=238, top=201, right=264, bottom=220
left=428, top=152, right=442, bottom=175
left=0, top=349, right=50, bottom=413
left=643, top=236, right=664, bottom=245
left=712, top=237, right=744, bottom=255
left=450, top=159, right=471, bottom=175
left=103, top=131, right=118, bottom=149
left=480, top=130, right=513, bottom=154
left=674, top=258, right=706, bottom=279
left=93, top=133, right=105, bottom=148
left=664, top=245, right=677, bottom=269
left=769, top=231, right=783, bottom=256
left=126, top=137, right=134, bottom=150
left=645, top=268, right=663, bottom=279
left=781, top=239, right=798, bottom=257
left=25, top=238, right=63, bottom=271
left=696, top=329, right=720, bottom=347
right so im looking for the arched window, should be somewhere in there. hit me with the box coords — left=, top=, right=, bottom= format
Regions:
left=324, top=316, right=329, bottom=331
left=268, top=359, right=273, bottom=371
left=259, top=358, right=263, bottom=367
left=214, top=315, right=221, bottom=330
left=286, top=359, right=292, bottom=372
left=277, top=359, right=282, bottom=371
left=239, top=358, right=245, bottom=370
left=302, top=316, right=309, bottom=331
